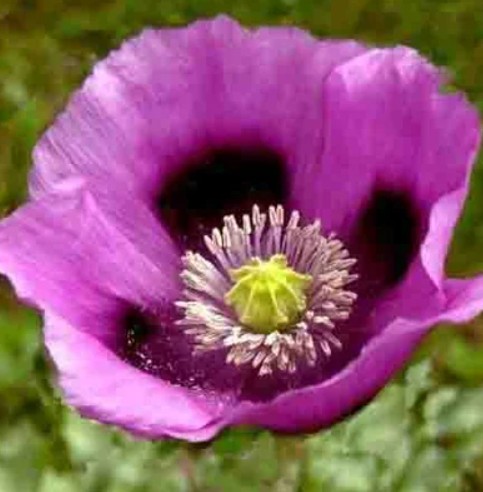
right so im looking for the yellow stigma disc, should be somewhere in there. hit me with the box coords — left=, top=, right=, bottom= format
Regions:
left=225, top=254, right=312, bottom=334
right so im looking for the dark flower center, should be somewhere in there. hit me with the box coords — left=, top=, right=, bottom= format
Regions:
left=176, top=205, right=357, bottom=377
left=121, top=167, right=422, bottom=402
left=119, top=205, right=359, bottom=401
left=156, top=147, right=287, bottom=248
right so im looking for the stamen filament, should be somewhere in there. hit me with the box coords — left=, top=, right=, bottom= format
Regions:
left=177, top=204, right=357, bottom=376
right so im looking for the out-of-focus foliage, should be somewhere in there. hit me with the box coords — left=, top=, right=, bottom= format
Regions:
left=1, top=1, right=483, bottom=490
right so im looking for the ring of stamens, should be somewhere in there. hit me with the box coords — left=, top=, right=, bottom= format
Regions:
left=176, top=205, right=358, bottom=376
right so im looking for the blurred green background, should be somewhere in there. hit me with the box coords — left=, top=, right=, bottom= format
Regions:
left=1, top=1, right=483, bottom=490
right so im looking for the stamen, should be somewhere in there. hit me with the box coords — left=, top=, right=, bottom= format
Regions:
left=177, top=205, right=358, bottom=376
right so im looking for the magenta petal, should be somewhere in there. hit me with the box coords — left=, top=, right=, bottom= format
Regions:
left=45, top=313, right=225, bottom=440
left=30, top=16, right=366, bottom=204
left=0, top=179, right=180, bottom=343
left=292, top=47, right=480, bottom=288
left=443, top=275, right=483, bottom=323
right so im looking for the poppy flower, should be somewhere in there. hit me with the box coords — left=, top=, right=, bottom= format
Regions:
left=0, top=16, right=481, bottom=441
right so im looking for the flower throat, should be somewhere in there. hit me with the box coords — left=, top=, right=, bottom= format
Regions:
left=177, top=204, right=358, bottom=376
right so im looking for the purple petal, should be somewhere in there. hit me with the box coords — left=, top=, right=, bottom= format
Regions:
left=0, top=179, right=180, bottom=344
left=45, top=313, right=226, bottom=440
left=443, top=275, right=483, bottom=323
left=292, top=47, right=480, bottom=291
left=30, top=17, right=366, bottom=213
